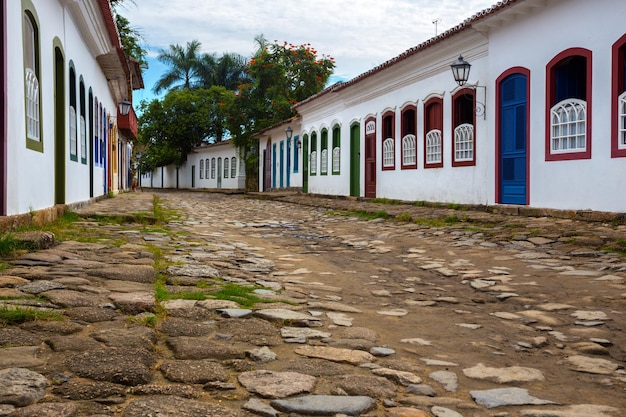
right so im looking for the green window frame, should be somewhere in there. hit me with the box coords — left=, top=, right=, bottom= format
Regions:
left=23, top=0, right=43, bottom=152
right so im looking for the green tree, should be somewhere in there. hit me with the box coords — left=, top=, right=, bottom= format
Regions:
left=228, top=38, right=335, bottom=179
left=114, top=13, right=147, bottom=66
left=153, top=40, right=203, bottom=94
left=137, top=86, right=234, bottom=172
left=195, top=52, right=249, bottom=91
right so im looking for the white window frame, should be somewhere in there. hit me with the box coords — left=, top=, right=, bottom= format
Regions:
left=211, top=158, right=216, bottom=179
left=383, top=137, right=394, bottom=168
left=550, top=98, right=586, bottom=153
left=617, top=91, right=626, bottom=149
left=425, top=129, right=442, bottom=164
left=69, top=105, right=77, bottom=158
left=80, top=115, right=86, bottom=162
left=224, top=157, right=229, bottom=178
left=454, top=123, right=474, bottom=162
left=402, top=134, right=416, bottom=166
left=310, top=150, right=317, bottom=174
left=320, top=149, right=328, bottom=174
left=231, top=157, right=237, bottom=177
left=205, top=159, right=209, bottom=179
left=25, top=68, right=40, bottom=141
left=199, top=159, right=204, bottom=179
left=332, top=147, right=340, bottom=173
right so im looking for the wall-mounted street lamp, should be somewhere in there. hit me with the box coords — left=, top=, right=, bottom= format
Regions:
left=450, top=55, right=486, bottom=119
left=118, top=99, right=132, bottom=116
left=285, top=126, right=293, bottom=141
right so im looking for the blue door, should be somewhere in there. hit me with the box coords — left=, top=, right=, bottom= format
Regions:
left=280, top=141, right=284, bottom=188
left=499, top=74, right=528, bottom=205
left=286, top=139, right=291, bottom=187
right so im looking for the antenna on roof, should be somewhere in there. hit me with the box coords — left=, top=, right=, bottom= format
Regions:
left=432, top=18, right=441, bottom=36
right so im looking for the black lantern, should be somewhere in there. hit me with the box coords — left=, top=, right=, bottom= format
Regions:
left=285, top=126, right=293, bottom=140
left=450, top=55, right=471, bottom=87
left=118, top=99, right=132, bottom=116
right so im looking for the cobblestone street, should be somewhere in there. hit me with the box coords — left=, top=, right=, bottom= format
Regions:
left=0, top=190, right=624, bottom=417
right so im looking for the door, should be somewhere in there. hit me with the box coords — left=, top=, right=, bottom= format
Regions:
left=303, top=135, right=309, bottom=193
left=217, top=157, right=222, bottom=189
left=364, top=119, right=376, bottom=198
left=54, top=47, right=66, bottom=205
left=279, top=141, right=284, bottom=188
left=499, top=73, right=528, bottom=205
left=264, top=140, right=271, bottom=191
left=191, top=165, right=195, bottom=188
left=286, top=139, right=291, bottom=187
left=272, top=143, right=277, bottom=188
left=350, top=123, right=360, bottom=197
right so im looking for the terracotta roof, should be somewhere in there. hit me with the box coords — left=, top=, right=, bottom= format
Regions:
left=294, top=0, right=520, bottom=108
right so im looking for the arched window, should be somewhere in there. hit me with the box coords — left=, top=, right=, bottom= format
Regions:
left=23, top=7, right=42, bottom=151
left=310, top=132, right=318, bottom=175
left=205, top=158, right=209, bottom=179
left=424, top=97, right=443, bottom=168
left=401, top=106, right=417, bottom=168
left=381, top=111, right=395, bottom=170
left=231, top=157, right=236, bottom=177
left=320, top=129, right=328, bottom=175
left=199, top=159, right=204, bottom=179
left=69, top=64, right=77, bottom=161
left=224, top=157, right=229, bottom=178
left=79, top=78, right=87, bottom=164
left=332, top=125, right=340, bottom=174
left=452, top=89, right=476, bottom=166
left=612, top=34, right=626, bottom=158
left=546, top=48, right=592, bottom=160
left=211, top=158, right=216, bottom=179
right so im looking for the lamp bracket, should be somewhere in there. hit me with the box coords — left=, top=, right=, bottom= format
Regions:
left=453, top=82, right=486, bottom=120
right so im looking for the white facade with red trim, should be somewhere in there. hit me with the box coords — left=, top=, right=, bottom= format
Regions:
left=263, top=0, right=626, bottom=213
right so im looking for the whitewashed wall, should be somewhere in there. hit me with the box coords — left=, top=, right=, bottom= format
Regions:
left=7, top=0, right=118, bottom=215
left=489, top=0, right=626, bottom=212
left=298, top=30, right=491, bottom=204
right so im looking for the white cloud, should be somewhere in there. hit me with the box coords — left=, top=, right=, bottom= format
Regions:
left=121, top=0, right=496, bottom=98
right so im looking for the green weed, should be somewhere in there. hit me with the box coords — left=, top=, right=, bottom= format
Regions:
left=0, top=305, right=64, bottom=325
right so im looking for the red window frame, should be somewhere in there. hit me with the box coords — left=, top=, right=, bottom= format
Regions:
left=545, top=47, right=592, bottom=161
left=451, top=88, right=476, bottom=167
left=423, top=97, right=443, bottom=169
left=381, top=110, right=396, bottom=171
left=400, top=105, right=417, bottom=169
left=612, top=34, right=626, bottom=158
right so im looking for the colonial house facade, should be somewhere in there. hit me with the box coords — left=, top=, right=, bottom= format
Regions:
left=139, top=140, right=245, bottom=191
left=2, top=0, right=142, bottom=217
left=259, top=0, right=626, bottom=214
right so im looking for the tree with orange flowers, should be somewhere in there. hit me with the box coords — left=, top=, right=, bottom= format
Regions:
left=228, top=36, right=335, bottom=184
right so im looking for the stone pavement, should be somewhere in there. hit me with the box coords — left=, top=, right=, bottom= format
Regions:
left=0, top=190, right=624, bottom=417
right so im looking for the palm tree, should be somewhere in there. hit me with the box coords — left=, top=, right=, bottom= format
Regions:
left=153, top=40, right=203, bottom=94
left=198, top=53, right=250, bottom=90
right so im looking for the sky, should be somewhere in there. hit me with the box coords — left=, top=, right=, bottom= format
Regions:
left=119, top=0, right=497, bottom=104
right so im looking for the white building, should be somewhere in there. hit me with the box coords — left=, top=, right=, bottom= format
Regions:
left=261, top=0, right=626, bottom=214
left=139, top=140, right=245, bottom=191
left=2, top=0, right=141, bottom=216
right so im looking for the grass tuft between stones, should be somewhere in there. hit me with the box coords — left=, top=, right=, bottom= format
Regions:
left=0, top=305, right=64, bottom=325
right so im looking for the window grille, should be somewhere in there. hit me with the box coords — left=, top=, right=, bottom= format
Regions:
left=425, top=130, right=442, bottom=164
left=619, top=92, right=626, bottom=149
left=383, top=138, right=394, bottom=167
left=231, top=157, right=236, bottom=177
left=402, top=134, right=416, bottom=166
left=332, top=147, right=340, bottom=173
left=454, top=123, right=474, bottom=161
left=224, top=158, right=229, bottom=178
left=310, top=151, right=317, bottom=174
left=25, top=69, right=40, bottom=141
left=199, top=159, right=204, bottom=179
left=320, top=149, right=328, bottom=174
left=550, top=98, right=586, bottom=153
